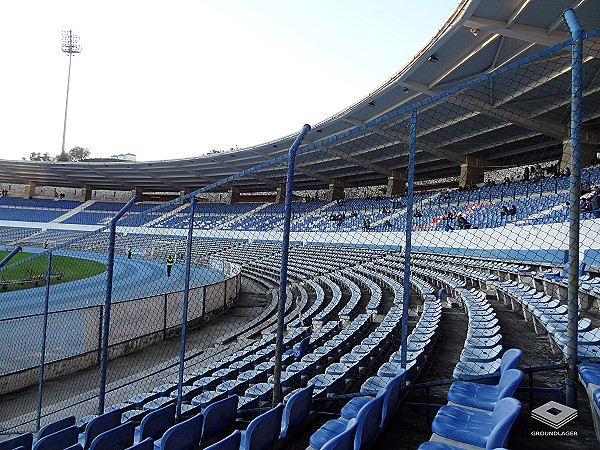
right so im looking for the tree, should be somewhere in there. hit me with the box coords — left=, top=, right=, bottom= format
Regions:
left=68, top=146, right=91, bottom=161
left=29, top=152, right=54, bottom=161
left=56, top=150, right=70, bottom=162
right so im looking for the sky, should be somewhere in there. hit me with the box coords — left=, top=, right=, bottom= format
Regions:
left=0, top=0, right=460, bottom=162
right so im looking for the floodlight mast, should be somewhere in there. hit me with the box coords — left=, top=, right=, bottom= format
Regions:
left=61, top=30, right=82, bottom=155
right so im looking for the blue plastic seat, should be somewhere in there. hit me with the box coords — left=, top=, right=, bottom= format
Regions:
left=431, top=397, right=521, bottom=449
left=578, top=362, right=600, bottom=389
left=37, top=416, right=76, bottom=441
left=157, top=413, right=203, bottom=450
left=125, top=438, right=153, bottom=450
left=0, top=434, right=33, bottom=450
left=244, top=383, right=273, bottom=403
left=280, top=384, right=314, bottom=438
left=89, top=422, right=135, bottom=450
left=447, top=369, right=523, bottom=411
left=203, top=431, right=241, bottom=450
left=33, top=426, right=79, bottom=450
left=169, top=386, right=204, bottom=402
left=320, top=419, right=357, bottom=450
left=79, top=409, right=122, bottom=449
left=134, top=403, right=175, bottom=443
left=284, top=336, right=310, bottom=359
left=341, top=370, right=406, bottom=427
left=239, top=404, right=283, bottom=450
left=201, top=395, right=238, bottom=445
left=191, top=391, right=227, bottom=408
left=310, top=393, right=385, bottom=450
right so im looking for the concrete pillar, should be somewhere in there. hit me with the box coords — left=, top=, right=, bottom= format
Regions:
left=23, top=182, right=36, bottom=199
left=560, top=141, right=597, bottom=170
left=386, top=170, right=407, bottom=197
left=275, top=184, right=286, bottom=204
left=180, top=187, right=196, bottom=203
left=458, top=158, right=484, bottom=188
left=82, top=186, right=93, bottom=202
left=327, top=183, right=345, bottom=202
left=227, top=187, right=240, bottom=205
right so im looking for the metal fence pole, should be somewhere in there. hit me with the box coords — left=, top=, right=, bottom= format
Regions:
left=36, top=252, right=52, bottom=431
left=272, top=124, right=311, bottom=406
left=98, top=195, right=138, bottom=414
left=401, top=105, right=417, bottom=368
left=176, top=196, right=196, bottom=419
left=0, top=246, right=22, bottom=268
left=563, top=7, right=582, bottom=409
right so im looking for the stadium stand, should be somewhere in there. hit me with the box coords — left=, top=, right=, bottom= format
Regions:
left=1, top=1, right=600, bottom=449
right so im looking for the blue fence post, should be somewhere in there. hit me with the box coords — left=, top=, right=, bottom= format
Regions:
left=401, top=105, right=418, bottom=368
left=176, top=195, right=196, bottom=419
left=272, top=124, right=311, bottom=406
left=563, top=7, right=582, bottom=409
left=36, top=252, right=52, bottom=431
left=98, top=195, right=138, bottom=415
left=0, top=246, right=22, bottom=268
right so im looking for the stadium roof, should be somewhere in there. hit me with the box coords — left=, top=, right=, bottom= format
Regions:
left=0, top=0, right=599, bottom=194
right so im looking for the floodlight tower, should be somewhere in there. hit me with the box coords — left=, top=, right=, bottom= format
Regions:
left=61, top=30, right=82, bottom=155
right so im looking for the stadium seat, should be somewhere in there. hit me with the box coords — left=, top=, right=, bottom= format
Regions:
left=203, top=431, right=241, bottom=450
left=200, top=395, right=238, bottom=445
left=239, top=404, right=283, bottom=450
left=310, top=393, right=384, bottom=450
left=37, top=416, right=76, bottom=441
left=341, top=370, right=406, bottom=427
left=79, top=409, right=122, bottom=449
left=284, top=336, right=310, bottom=359
left=430, top=398, right=521, bottom=449
left=320, top=419, right=358, bottom=450
left=134, top=403, right=175, bottom=443
left=125, top=438, right=153, bottom=450
left=453, top=348, right=522, bottom=379
left=0, top=433, right=33, bottom=450
left=33, top=426, right=79, bottom=450
left=156, top=413, right=203, bottom=450
left=280, top=384, right=314, bottom=438
left=447, top=369, right=523, bottom=411
left=89, top=422, right=135, bottom=450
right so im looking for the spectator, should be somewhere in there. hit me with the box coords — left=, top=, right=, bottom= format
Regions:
left=582, top=198, right=591, bottom=213
left=384, top=219, right=392, bottom=228
left=362, top=218, right=371, bottom=230
left=523, top=167, right=530, bottom=181
left=591, top=191, right=600, bottom=218
left=582, top=182, right=592, bottom=194
left=508, top=205, right=517, bottom=216
left=414, top=209, right=422, bottom=218
left=501, top=206, right=509, bottom=216
left=455, top=213, right=473, bottom=229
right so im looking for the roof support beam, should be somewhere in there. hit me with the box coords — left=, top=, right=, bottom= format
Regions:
left=220, top=160, right=282, bottom=190
left=169, top=163, right=220, bottom=185
left=134, top=167, right=183, bottom=191
left=52, top=167, right=101, bottom=188
left=294, top=167, right=351, bottom=188
left=404, top=80, right=568, bottom=141
left=86, top=167, right=135, bottom=190
left=464, top=16, right=570, bottom=46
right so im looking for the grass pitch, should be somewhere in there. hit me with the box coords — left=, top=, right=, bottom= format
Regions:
left=0, top=251, right=106, bottom=292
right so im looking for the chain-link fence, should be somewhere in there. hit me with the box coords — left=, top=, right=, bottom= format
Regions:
left=0, top=17, right=599, bottom=448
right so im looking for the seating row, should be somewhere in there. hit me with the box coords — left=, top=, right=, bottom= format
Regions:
left=453, top=289, right=503, bottom=379
left=421, top=349, right=523, bottom=450
left=495, top=280, right=600, bottom=360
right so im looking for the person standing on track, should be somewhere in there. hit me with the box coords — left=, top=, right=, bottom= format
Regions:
left=166, top=255, right=174, bottom=276
left=127, top=247, right=132, bottom=259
